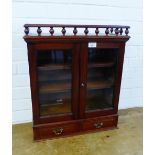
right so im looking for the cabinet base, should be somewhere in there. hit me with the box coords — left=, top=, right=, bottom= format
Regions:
left=33, top=114, right=118, bottom=141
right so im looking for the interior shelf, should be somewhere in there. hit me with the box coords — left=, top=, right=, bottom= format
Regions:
left=88, top=61, right=115, bottom=68
left=37, top=61, right=115, bottom=71
left=38, top=73, right=71, bottom=82
left=39, top=82, right=71, bottom=93
left=40, top=90, right=113, bottom=116
left=87, top=80, right=113, bottom=90
left=37, top=64, right=71, bottom=71
left=39, top=80, right=113, bottom=93
left=40, top=99, right=71, bottom=116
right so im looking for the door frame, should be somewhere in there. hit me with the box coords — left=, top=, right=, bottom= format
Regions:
left=28, top=43, right=80, bottom=125
left=79, top=42, right=126, bottom=119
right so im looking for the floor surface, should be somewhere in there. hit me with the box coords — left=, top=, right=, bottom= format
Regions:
left=12, top=107, right=143, bottom=155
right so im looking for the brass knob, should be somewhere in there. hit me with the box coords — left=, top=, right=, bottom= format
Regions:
left=81, top=82, right=85, bottom=87
left=52, top=127, right=63, bottom=135
left=94, top=122, right=103, bottom=129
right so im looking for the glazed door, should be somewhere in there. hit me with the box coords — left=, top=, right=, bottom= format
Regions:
left=79, top=43, right=124, bottom=118
left=28, top=43, right=80, bottom=124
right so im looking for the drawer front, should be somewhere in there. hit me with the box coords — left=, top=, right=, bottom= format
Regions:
left=34, top=122, right=79, bottom=140
left=81, top=116, right=117, bottom=131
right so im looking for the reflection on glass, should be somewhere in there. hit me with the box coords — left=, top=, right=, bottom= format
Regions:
left=86, top=48, right=118, bottom=111
left=37, top=50, right=72, bottom=116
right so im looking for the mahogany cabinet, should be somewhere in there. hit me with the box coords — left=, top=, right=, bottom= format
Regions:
left=23, top=24, right=130, bottom=140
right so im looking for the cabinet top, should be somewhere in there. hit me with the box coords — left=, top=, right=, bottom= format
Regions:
left=23, top=24, right=130, bottom=42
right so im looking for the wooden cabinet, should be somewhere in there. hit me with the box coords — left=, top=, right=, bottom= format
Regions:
left=23, top=24, right=130, bottom=140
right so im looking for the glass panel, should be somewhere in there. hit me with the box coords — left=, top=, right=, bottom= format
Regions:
left=36, top=50, right=72, bottom=116
left=86, top=48, right=118, bottom=112
left=86, top=88, right=113, bottom=111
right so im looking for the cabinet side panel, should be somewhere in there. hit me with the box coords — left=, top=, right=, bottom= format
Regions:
left=113, top=43, right=126, bottom=113
left=27, top=44, right=40, bottom=124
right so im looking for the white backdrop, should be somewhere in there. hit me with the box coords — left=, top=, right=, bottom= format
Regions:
left=12, top=0, right=143, bottom=124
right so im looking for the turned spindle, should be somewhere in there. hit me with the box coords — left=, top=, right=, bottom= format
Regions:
left=125, top=28, right=129, bottom=36
left=120, top=28, right=123, bottom=35
left=24, top=26, right=29, bottom=35
left=105, top=28, right=109, bottom=36
left=37, top=27, right=42, bottom=35
left=115, top=28, right=119, bottom=36
left=95, top=28, right=99, bottom=35
left=49, top=27, right=54, bottom=35
left=73, top=27, right=78, bottom=35
left=84, top=27, right=89, bottom=35
left=110, top=28, right=113, bottom=34
left=62, top=27, right=66, bottom=36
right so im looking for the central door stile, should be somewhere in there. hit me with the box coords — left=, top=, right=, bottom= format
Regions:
left=79, top=43, right=88, bottom=119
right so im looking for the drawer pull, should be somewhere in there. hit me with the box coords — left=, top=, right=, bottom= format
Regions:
left=52, top=127, right=63, bottom=135
left=94, top=122, right=103, bottom=129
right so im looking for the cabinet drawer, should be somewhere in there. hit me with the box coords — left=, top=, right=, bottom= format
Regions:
left=34, top=122, right=79, bottom=140
left=81, top=116, right=117, bottom=131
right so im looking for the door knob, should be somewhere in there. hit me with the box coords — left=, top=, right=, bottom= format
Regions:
left=81, top=82, right=85, bottom=87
